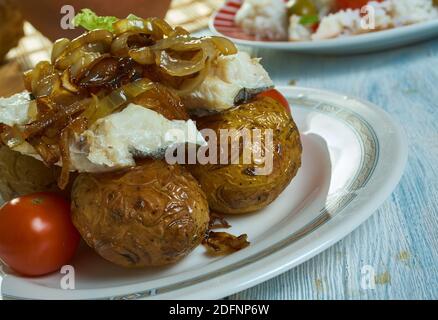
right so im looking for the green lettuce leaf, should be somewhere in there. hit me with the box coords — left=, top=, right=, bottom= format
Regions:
left=73, top=9, right=144, bottom=32
left=73, top=8, right=118, bottom=32
left=299, top=15, right=319, bottom=26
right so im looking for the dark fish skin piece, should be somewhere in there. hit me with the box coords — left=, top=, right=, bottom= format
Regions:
left=188, top=86, right=275, bottom=118
left=233, top=86, right=274, bottom=106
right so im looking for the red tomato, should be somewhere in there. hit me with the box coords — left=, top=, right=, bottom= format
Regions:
left=258, top=89, right=290, bottom=114
left=335, top=0, right=382, bottom=10
left=0, top=192, right=80, bottom=276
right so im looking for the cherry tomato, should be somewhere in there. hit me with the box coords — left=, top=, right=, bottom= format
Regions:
left=258, top=89, right=291, bottom=114
left=335, top=0, right=382, bottom=10
left=0, top=192, right=80, bottom=276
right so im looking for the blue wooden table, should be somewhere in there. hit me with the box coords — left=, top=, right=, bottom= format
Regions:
left=226, top=39, right=438, bottom=300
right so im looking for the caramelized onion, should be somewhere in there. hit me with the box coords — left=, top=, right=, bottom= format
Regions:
left=14, top=16, right=240, bottom=188
left=113, top=17, right=173, bottom=40
left=56, top=48, right=102, bottom=79
left=30, top=137, right=60, bottom=165
left=58, top=128, right=71, bottom=189
left=61, top=29, right=113, bottom=58
left=128, top=47, right=155, bottom=65
left=111, top=32, right=135, bottom=56
left=85, top=78, right=153, bottom=123
left=150, top=36, right=205, bottom=51
left=58, top=116, right=88, bottom=189
left=170, top=26, right=190, bottom=37
left=209, top=36, right=238, bottom=55
left=157, top=50, right=206, bottom=77
left=203, top=231, right=250, bottom=256
left=22, top=98, right=91, bottom=139
left=208, top=213, right=231, bottom=229
left=175, top=58, right=211, bottom=95
left=78, top=57, right=118, bottom=88
left=0, top=124, right=25, bottom=148
left=30, top=62, right=59, bottom=97
left=61, top=70, right=79, bottom=93
left=51, top=38, right=70, bottom=64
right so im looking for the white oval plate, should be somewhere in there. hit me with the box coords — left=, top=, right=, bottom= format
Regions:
left=0, top=86, right=407, bottom=300
left=209, top=0, right=438, bottom=54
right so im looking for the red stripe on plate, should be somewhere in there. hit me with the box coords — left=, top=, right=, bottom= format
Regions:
left=215, top=14, right=235, bottom=21
left=213, top=0, right=285, bottom=42
left=219, top=9, right=239, bottom=15
left=214, top=21, right=235, bottom=27
left=222, top=5, right=240, bottom=12
left=216, top=26, right=238, bottom=31
left=226, top=2, right=242, bottom=9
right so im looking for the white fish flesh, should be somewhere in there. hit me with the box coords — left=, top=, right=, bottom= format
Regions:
left=182, top=51, right=274, bottom=113
left=0, top=93, right=205, bottom=172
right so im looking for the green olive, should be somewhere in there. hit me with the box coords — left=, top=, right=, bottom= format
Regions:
left=287, top=0, right=318, bottom=17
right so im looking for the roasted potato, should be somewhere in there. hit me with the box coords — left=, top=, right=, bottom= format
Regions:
left=0, top=146, right=62, bottom=201
left=189, top=96, right=302, bottom=214
left=71, top=160, right=210, bottom=267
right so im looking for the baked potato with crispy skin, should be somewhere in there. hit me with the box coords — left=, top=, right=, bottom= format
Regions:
left=0, top=146, right=64, bottom=201
left=189, top=96, right=302, bottom=214
left=71, top=160, right=209, bottom=267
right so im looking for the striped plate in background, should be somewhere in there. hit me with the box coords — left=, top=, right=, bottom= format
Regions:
left=211, top=0, right=255, bottom=40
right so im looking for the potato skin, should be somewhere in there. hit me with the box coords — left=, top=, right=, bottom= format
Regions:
left=71, top=160, right=209, bottom=267
left=189, top=96, right=302, bottom=214
left=0, top=146, right=64, bottom=201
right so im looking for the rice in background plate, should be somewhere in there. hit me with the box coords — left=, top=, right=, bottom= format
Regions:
left=235, top=0, right=288, bottom=40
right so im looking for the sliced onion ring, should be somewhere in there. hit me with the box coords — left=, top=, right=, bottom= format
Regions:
left=175, top=58, right=211, bottom=95
left=129, top=47, right=155, bottom=64
left=62, top=29, right=113, bottom=57
left=113, top=17, right=173, bottom=39
left=85, top=78, right=154, bottom=123
left=158, top=49, right=206, bottom=77
left=51, top=38, right=70, bottom=64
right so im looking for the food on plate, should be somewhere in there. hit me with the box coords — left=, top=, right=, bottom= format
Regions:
left=181, top=51, right=274, bottom=113
left=0, top=8, right=302, bottom=270
left=0, top=0, right=23, bottom=62
left=234, top=0, right=438, bottom=41
left=0, top=146, right=62, bottom=201
left=203, top=231, right=250, bottom=256
left=258, top=88, right=291, bottom=112
left=70, top=102, right=205, bottom=172
left=0, top=192, right=80, bottom=276
left=334, top=0, right=374, bottom=10
left=71, top=160, right=209, bottom=267
left=235, top=0, right=288, bottom=40
left=189, top=95, right=302, bottom=215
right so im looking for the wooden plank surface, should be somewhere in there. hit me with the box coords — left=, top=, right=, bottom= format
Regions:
left=227, top=38, right=438, bottom=300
